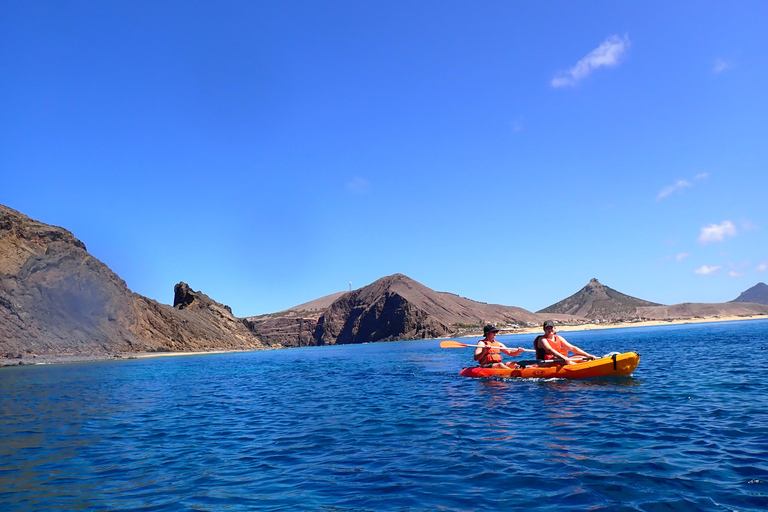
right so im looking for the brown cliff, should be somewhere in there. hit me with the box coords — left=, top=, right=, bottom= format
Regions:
left=250, top=273, right=549, bottom=347
left=0, top=204, right=265, bottom=363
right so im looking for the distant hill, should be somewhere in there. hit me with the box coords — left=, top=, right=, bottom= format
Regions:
left=247, top=273, right=550, bottom=346
left=4, top=203, right=767, bottom=363
left=1, top=204, right=266, bottom=362
left=730, top=282, right=768, bottom=305
left=538, top=278, right=660, bottom=320
left=637, top=302, right=768, bottom=319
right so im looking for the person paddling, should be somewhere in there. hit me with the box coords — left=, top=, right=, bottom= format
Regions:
left=534, top=320, right=597, bottom=365
left=474, top=325, right=525, bottom=369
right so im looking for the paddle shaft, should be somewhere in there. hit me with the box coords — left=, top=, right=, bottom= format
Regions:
left=440, top=340, right=535, bottom=352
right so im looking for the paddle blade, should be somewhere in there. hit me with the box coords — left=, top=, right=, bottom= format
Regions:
left=439, top=340, right=470, bottom=348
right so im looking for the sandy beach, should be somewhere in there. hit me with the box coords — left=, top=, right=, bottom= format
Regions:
left=2, top=314, right=766, bottom=367
left=510, top=314, right=768, bottom=335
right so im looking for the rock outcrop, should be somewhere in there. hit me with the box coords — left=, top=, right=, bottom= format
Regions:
left=538, top=278, right=660, bottom=320
left=248, top=273, right=549, bottom=347
left=730, top=282, right=768, bottom=305
left=0, top=204, right=265, bottom=361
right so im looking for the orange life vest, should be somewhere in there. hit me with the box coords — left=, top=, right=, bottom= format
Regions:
left=477, top=340, right=503, bottom=366
left=537, top=334, right=568, bottom=360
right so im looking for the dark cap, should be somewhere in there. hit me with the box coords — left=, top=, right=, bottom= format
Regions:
left=483, top=324, right=499, bottom=335
left=543, top=320, right=555, bottom=329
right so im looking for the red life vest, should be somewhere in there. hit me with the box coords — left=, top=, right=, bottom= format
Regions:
left=538, top=335, right=568, bottom=360
left=477, top=340, right=503, bottom=366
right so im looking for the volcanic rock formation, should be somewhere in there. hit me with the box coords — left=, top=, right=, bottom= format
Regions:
left=0, top=204, right=265, bottom=362
left=730, top=282, right=768, bottom=305
left=248, top=274, right=549, bottom=346
left=538, top=278, right=660, bottom=321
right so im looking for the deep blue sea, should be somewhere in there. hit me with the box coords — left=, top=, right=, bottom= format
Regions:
left=2, top=320, right=768, bottom=511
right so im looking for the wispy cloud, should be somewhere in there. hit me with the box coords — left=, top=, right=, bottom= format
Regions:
left=658, top=180, right=692, bottom=200
left=713, top=58, right=732, bottom=74
left=740, top=219, right=759, bottom=231
left=676, top=253, right=689, bottom=262
left=657, top=173, right=708, bottom=200
left=698, top=220, right=737, bottom=244
left=551, top=34, right=630, bottom=88
left=758, top=263, right=767, bottom=272
left=695, top=265, right=722, bottom=275
left=346, top=177, right=370, bottom=194
left=728, top=271, right=743, bottom=277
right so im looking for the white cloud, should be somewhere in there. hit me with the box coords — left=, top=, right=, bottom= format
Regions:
left=758, top=264, right=768, bottom=272
left=657, top=180, right=692, bottom=200
left=676, top=253, right=689, bottom=262
left=695, top=265, right=722, bottom=275
left=657, top=173, right=709, bottom=200
left=551, top=34, right=630, bottom=88
left=698, top=221, right=737, bottom=244
left=346, top=177, right=370, bottom=194
left=713, top=58, right=732, bottom=74
left=728, top=271, right=744, bottom=277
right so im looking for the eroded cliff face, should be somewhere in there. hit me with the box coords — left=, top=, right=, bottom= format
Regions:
left=313, top=287, right=451, bottom=345
left=247, top=274, right=550, bottom=347
left=0, top=205, right=265, bottom=359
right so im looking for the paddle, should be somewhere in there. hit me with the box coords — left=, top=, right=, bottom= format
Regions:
left=439, top=340, right=535, bottom=352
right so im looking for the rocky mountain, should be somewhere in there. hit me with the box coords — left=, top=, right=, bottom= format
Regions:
left=538, top=278, right=660, bottom=320
left=0, top=204, right=266, bottom=363
left=5, top=203, right=767, bottom=364
left=248, top=274, right=549, bottom=346
left=730, top=282, right=768, bottom=305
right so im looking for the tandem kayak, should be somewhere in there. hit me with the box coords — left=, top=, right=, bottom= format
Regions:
left=458, top=351, right=640, bottom=379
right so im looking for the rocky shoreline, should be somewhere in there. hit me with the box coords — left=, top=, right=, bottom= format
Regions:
left=4, top=314, right=766, bottom=368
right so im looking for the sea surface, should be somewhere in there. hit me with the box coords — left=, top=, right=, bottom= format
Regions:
left=1, top=320, right=768, bottom=511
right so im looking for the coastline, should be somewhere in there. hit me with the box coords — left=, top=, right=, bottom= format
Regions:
left=511, top=314, right=768, bottom=335
left=3, top=314, right=767, bottom=368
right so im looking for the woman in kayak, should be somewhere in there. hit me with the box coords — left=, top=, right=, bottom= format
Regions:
left=535, top=320, right=597, bottom=365
left=474, top=325, right=525, bottom=369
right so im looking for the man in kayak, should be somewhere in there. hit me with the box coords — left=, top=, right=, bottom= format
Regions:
left=474, top=325, right=525, bottom=369
left=535, top=320, right=597, bottom=365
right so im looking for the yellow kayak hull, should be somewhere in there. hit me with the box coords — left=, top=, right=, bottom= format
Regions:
left=459, top=351, right=640, bottom=379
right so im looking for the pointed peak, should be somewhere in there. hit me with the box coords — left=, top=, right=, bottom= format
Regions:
left=731, top=282, right=768, bottom=304
left=584, top=278, right=604, bottom=291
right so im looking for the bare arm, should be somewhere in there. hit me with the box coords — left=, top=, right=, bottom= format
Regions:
left=474, top=341, right=487, bottom=361
left=559, top=337, right=597, bottom=360
left=501, top=345, right=524, bottom=357
left=539, top=337, right=577, bottom=365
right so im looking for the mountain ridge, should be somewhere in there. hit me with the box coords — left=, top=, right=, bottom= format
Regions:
left=247, top=273, right=557, bottom=347
left=730, top=282, right=768, bottom=305
left=3, top=203, right=768, bottom=364
left=537, top=278, right=661, bottom=320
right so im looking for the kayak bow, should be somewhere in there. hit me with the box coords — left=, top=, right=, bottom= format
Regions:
left=458, top=351, right=640, bottom=379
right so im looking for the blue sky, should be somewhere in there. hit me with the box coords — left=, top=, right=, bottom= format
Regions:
left=2, top=1, right=766, bottom=317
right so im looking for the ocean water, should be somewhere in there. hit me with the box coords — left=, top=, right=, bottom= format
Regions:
left=1, top=320, right=767, bottom=512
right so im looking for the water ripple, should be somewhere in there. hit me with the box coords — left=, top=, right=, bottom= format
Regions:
left=1, top=321, right=768, bottom=510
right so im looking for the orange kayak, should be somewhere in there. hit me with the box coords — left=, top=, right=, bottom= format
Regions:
left=458, top=351, right=640, bottom=379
